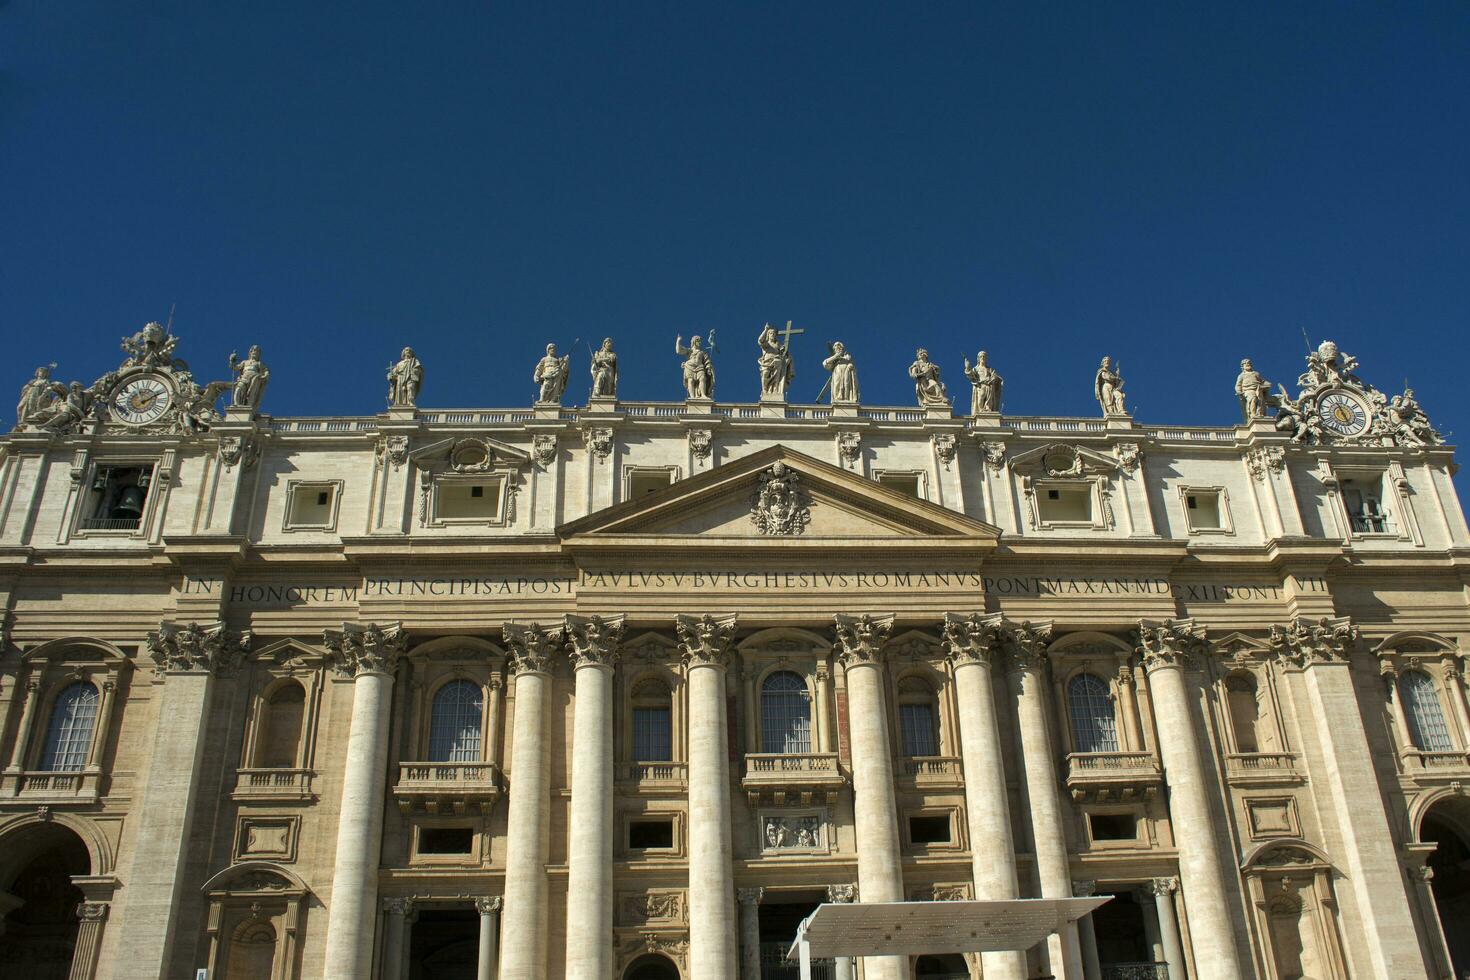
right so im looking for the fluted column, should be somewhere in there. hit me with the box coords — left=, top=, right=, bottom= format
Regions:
left=565, top=614, right=625, bottom=980
left=380, top=897, right=414, bottom=980
left=826, top=884, right=858, bottom=980
left=940, top=614, right=1025, bottom=980
left=1147, top=877, right=1186, bottom=978
left=834, top=613, right=905, bottom=980
left=1136, top=620, right=1246, bottom=980
left=476, top=896, right=502, bottom=980
left=4, top=679, right=39, bottom=771
left=319, top=622, right=406, bottom=980
left=737, top=887, right=763, bottom=980
left=112, top=621, right=249, bottom=980
left=1072, top=879, right=1102, bottom=980
left=997, top=617, right=1085, bottom=980
left=678, top=613, right=740, bottom=980
left=499, top=622, right=564, bottom=980
left=1270, top=616, right=1428, bottom=978
left=67, top=902, right=108, bottom=980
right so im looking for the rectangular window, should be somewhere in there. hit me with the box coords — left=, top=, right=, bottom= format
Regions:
left=435, top=478, right=504, bottom=522
left=877, top=472, right=922, bottom=496
left=1342, top=476, right=1392, bottom=534
left=285, top=482, right=339, bottom=529
left=1184, top=489, right=1225, bottom=531
left=1088, top=812, right=1138, bottom=842
left=418, top=826, right=475, bottom=854
left=80, top=464, right=154, bottom=531
left=632, top=707, right=673, bottom=762
left=628, top=818, right=675, bottom=850
left=899, top=703, right=939, bottom=757
left=628, top=469, right=676, bottom=498
left=908, top=814, right=952, bottom=844
left=1037, top=485, right=1093, bottom=523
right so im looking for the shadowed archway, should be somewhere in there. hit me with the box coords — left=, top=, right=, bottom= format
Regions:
left=0, top=821, right=91, bottom=979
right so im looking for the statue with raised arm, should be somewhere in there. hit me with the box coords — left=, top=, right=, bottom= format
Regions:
left=590, top=338, right=618, bottom=398
left=1234, top=358, right=1273, bottom=421
left=228, top=345, right=270, bottom=411
left=675, top=334, right=715, bottom=399
left=821, top=342, right=860, bottom=404
left=533, top=343, right=572, bottom=404
left=1094, top=356, right=1127, bottom=416
left=387, top=347, right=424, bottom=408
left=908, top=349, right=950, bottom=408
left=756, top=323, right=794, bottom=398
left=15, top=365, right=60, bottom=428
left=963, top=350, right=1003, bottom=414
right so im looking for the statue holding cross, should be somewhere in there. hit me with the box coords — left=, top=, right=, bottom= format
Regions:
left=757, top=320, right=802, bottom=399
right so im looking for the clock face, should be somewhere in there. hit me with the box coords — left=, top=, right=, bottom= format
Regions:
left=1317, top=390, right=1369, bottom=437
left=111, top=375, right=173, bottom=426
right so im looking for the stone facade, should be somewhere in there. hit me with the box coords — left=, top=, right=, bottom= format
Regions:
left=0, top=331, right=1468, bottom=979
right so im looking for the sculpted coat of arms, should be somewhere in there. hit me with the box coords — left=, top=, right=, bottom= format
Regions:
left=750, top=462, right=810, bottom=536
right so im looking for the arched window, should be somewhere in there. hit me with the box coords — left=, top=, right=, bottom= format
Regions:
left=1400, top=671, right=1454, bottom=752
left=255, top=682, right=306, bottom=768
left=39, top=682, right=99, bottom=771
left=631, top=678, right=673, bottom=762
left=897, top=676, right=940, bottom=757
left=223, top=918, right=278, bottom=980
left=428, top=680, right=484, bottom=762
left=761, top=671, right=811, bottom=754
left=1226, top=674, right=1261, bottom=753
left=1067, top=674, right=1119, bottom=753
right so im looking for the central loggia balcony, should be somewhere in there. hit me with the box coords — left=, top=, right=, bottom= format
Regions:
left=231, top=767, right=317, bottom=803
left=393, top=761, right=503, bottom=815
left=898, top=755, right=965, bottom=789
left=741, top=752, right=846, bottom=806
left=1065, top=750, right=1163, bottom=802
left=617, top=761, right=689, bottom=795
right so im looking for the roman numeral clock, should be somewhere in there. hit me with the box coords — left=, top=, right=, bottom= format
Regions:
left=1316, top=390, right=1370, bottom=438
left=109, top=374, right=173, bottom=426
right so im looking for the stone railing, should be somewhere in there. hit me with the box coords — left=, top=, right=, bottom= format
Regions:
left=0, top=768, right=102, bottom=805
left=1224, top=752, right=1301, bottom=785
left=619, top=761, right=688, bottom=787
left=1403, top=749, right=1470, bottom=775
left=231, top=767, right=316, bottom=803
left=899, top=756, right=964, bottom=782
left=741, top=753, right=846, bottom=805
left=393, top=761, right=502, bottom=814
left=1101, top=963, right=1170, bottom=980
left=1065, top=751, right=1163, bottom=802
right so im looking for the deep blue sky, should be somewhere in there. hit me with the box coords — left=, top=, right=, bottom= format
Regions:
left=3, top=5, right=1467, bottom=444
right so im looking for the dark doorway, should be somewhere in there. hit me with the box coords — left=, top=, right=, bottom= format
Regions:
left=1425, top=811, right=1470, bottom=976
left=758, top=891, right=834, bottom=979
left=915, top=952, right=970, bottom=978
left=624, top=953, right=681, bottom=979
left=407, top=906, right=479, bottom=980
left=0, top=823, right=90, bottom=980
left=1090, top=887, right=1160, bottom=976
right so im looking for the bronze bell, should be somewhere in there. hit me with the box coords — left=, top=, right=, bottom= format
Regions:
left=112, top=485, right=145, bottom=519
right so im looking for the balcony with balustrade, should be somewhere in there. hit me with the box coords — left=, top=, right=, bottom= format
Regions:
left=742, top=753, right=845, bottom=806
left=1401, top=748, right=1470, bottom=781
left=231, top=767, right=317, bottom=803
left=0, top=768, right=103, bottom=805
left=1224, top=751, right=1303, bottom=787
left=393, top=761, right=503, bottom=815
left=1065, top=751, right=1162, bottom=802
left=897, top=755, right=965, bottom=789
left=617, top=760, right=689, bottom=796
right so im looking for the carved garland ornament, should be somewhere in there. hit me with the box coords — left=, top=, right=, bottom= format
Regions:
left=750, top=462, right=811, bottom=536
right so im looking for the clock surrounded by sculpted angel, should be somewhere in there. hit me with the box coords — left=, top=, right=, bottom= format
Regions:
left=111, top=375, right=173, bottom=426
left=1316, top=390, right=1370, bottom=437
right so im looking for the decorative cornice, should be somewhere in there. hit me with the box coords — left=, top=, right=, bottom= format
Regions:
left=323, top=622, right=406, bottom=677
left=1136, top=618, right=1207, bottom=672
left=676, top=613, right=738, bottom=668
left=1269, top=616, right=1359, bottom=667
left=833, top=613, right=895, bottom=667
left=502, top=622, right=565, bottom=674
left=147, top=620, right=251, bottom=675
left=565, top=614, right=626, bottom=669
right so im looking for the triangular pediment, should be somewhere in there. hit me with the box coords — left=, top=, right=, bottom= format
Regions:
left=559, top=445, right=999, bottom=554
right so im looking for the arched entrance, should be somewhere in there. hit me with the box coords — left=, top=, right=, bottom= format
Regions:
left=0, top=821, right=91, bottom=980
left=623, top=953, right=681, bottom=980
left=1422, top=802, right=1470, bottom=975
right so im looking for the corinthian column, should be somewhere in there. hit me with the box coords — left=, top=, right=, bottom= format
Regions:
left=940, top=614, right=1025, bottom=980
left=677, top=613, right=740, bottom=980
left=112, top=621, right=249, bottom=980
left=1270, top=616, right=1426, bottom=977
left=319, top=622, right=406, bottom=980
left=499, top=622, right=565, bottom=980
left=564, top=614, right=625, bottom=980
left=1136, top=620, right=1245, bottom=980
left=834, top=613, right=905, bottom=980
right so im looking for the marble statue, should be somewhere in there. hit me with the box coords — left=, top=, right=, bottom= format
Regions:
left=1234, top=358, right=1273, bottom=421
left=15, top=365, right=59, bottom=428
left=590, top=338, right=618, bottom=399
left=1388, top=388, right=1440, bottom=446
left=1274, top=386, right=1317, bottom=443
left=1094, top=356, right=1127, bottom=416
left=756, top=324, right=795, bottom=399
left=820, top=342, right=860, bottom=404
left=908, top=349, right=949, bottom=408
left=387, top=347, right=424, bottom=408
left=533, top=343, right=571, bottom=404
left=1299, top=340, right=1361, bottom=390
left=120, top=322, right=179, bottom=369
left=176, top=372, right=232, bottom=434
left=33, top=382, right=90, bottom=433
left=675, top=334, right=715, bottom=400
left=963, top=351, right=1003, bottom=414
left=228, top=346, right=270, bottom=411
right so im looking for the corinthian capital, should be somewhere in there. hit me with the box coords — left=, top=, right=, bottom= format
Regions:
left=147, top=620, right=251, bottom=675
left=565, top=614, right=626, bottom=668
left=1136, top=618, right=1207, bottom=672
left=676, top=613, right=738, bottom=668
left=941, top=612, right=1002, bottom=666
left=324, top=622, right=406, bottom=676
left=833, top=613, right=895, bottom=667
left=503, top=622, right=565, bottom=674
left=1269, top=616, right=1359, bottom=667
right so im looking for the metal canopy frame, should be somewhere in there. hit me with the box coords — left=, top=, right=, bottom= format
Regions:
left=785, top=897, right=1111, bottom=977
